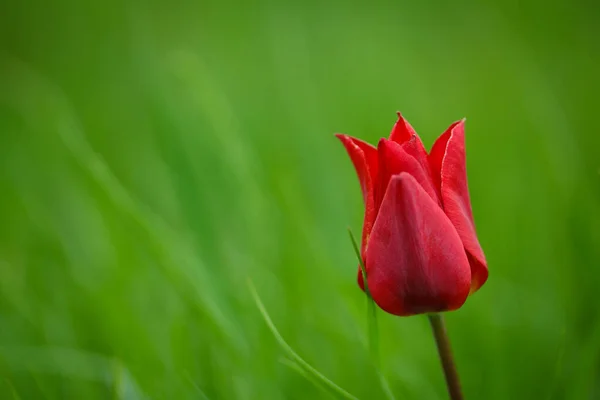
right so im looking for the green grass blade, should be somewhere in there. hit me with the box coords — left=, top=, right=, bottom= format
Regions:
left=248, top=279, right=359, bottom=400
left=279, top=358, right=337, bottom=399
left=347, top=229, right=396, bottom=400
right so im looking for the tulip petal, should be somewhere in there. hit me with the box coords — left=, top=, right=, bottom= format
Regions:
left=402, top=132, right=430, bottom=167
left=375, top=139, right=439, bottom=211
left=335, top=134, right=379, bottom=257
left=389, top=113, right=435, bottom=196
left=429, top=121, right=488, bottom=293
left=429, top=121, right=459, bottom=192
left=364, top=173, right=471, bottom=316
left=389, top=112, right=417, bottom=144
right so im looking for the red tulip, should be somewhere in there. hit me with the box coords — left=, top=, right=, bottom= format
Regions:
left=336, top=113, right=488, bottom=316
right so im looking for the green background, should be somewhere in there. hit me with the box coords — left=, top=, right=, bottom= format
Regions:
left=1, top=0, right=599, bottom=399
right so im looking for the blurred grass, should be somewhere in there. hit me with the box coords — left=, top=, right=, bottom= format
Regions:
left=1, top=0, right=600, bottom=399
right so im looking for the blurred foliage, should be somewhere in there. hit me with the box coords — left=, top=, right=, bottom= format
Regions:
left=1, top=0, right=599, bottom=399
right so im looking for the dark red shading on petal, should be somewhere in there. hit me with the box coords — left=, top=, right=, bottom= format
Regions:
left=365, top=173, right=471, bottom=316
left=375, top=139, right=439, bottom=209
left=335, top=134, right=379, bottom=258
left=428, top=121, right=488, bottom=293
left=402, top=133, right=442, bottom=203
left=389, top=112, right=417, bottom=144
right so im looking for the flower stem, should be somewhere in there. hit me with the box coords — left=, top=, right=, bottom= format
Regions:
left=428, top=313, right=464, bottom=400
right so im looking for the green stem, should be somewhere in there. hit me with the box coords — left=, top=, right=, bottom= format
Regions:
left=428, top=314, right=464, bottom=400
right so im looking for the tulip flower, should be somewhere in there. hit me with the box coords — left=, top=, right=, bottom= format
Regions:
left=336, top=113, right=488, bottom=317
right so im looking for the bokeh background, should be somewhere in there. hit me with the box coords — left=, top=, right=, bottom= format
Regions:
left=1, top=0, right=599, bottom=399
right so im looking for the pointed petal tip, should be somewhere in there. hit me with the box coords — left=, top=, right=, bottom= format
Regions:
left=389, top=113, right=416, bottom=143
left=394, top=111, right=410, bottom=126
left=335, top=133, right=378, bottom=151
left=448, top=119, right=465, bottom=129
left=451, top=119, right=466, bottom=132
left=335, top=133, right=358, bottom=148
